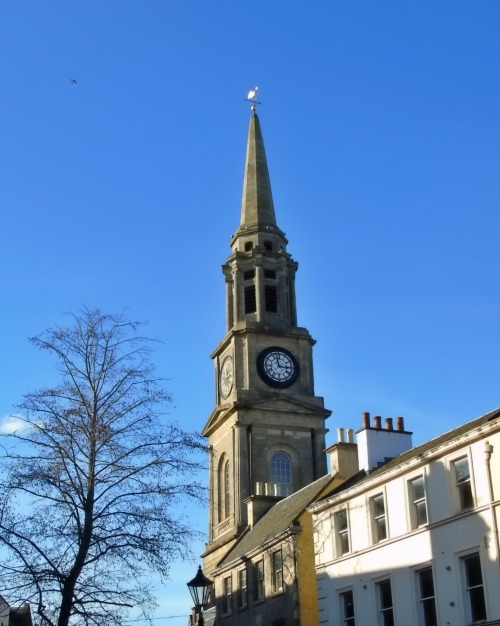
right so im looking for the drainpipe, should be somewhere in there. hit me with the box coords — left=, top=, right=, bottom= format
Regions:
left=484, top=441, right=500, bottom=564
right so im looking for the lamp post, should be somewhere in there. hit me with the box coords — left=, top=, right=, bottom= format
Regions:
left=187, top=565, right=214, bottom=626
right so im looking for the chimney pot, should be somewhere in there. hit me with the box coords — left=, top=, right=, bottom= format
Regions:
left=385, top=418, right=393, bottom=431
left=396, top=416, right=405, bottom=431
left=337, top=428, right=345, bottom=443
left=373, top=415, right=382, bottom=429
left=347, top=428, right=354, bottom=443
left=362, top=412, right=370, bottom=429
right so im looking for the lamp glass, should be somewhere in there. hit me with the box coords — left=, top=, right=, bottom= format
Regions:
left=187, top=566, right=213, bottom=609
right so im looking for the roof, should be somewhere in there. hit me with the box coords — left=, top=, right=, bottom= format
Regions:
left=9, top=604, right=33, bottom=626
left=220, top=473, right=334, bottom=567
left=317, top=407, right=500, bottom=504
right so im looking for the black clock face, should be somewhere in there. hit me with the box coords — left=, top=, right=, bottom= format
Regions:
left=257, top=347, right=299, bottom=388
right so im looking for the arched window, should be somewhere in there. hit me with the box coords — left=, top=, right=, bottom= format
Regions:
left=224, top=460, right=230, bottom=519
left=271, top=452, right=292, bottom=497
left=218, top=458, right=230, bottom=522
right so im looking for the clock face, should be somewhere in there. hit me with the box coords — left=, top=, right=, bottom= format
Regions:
left=220, top=356, right=234, bottom=399
left=257, top=347, right=299, bottom=388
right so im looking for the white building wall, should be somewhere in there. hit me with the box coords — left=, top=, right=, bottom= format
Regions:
left=313, top=416, right=500, bottom=626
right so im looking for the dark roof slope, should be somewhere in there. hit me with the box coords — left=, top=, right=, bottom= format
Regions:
left=220, top=473, right=333, bottom=566
left=9, top=604, right=33, bottom=626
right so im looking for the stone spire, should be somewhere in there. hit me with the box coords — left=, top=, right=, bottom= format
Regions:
left=239, top=111, right=276, bottom=229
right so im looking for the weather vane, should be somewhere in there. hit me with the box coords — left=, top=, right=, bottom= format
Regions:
left=245, top=86, right=261, bottom=111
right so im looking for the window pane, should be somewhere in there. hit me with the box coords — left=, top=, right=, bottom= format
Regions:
left=465, top=554, right=483, bottom=587
left=238, top=569, right=247, bottom=608
left=373, top=494, right=385, bottom=517
left=378, top=581, right=394, bottom=626
left=418, top=568, right=437, bottom=626
left=377, top=517, right=387, bottom=541
left=412, top=477, right=425, bottom=500
left=380, top=581, right=392, bottom=609
left=342, top=590, right=355, bottom=625
left=419, top=568, right=434, bottom=598
left=337, top=510, right=348, bottom=531
left=463, top=554, right=487, bottom=622
left=469, top=588, right=487, bottom=621
left=422, top=599, right=437, bottom=626
left=455, top=457, right=470, bottom=482
left=254, top=560, right=264, bottom=600
left=416, top=500, right=428, bottom=526
left=459, top=483, right=474, bottom=510
left=272, top=550, right=283, bottom=592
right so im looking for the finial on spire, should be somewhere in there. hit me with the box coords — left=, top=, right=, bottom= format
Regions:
left=245, top=86, right=261, bottom=110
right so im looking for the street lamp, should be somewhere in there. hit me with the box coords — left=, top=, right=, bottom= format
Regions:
left=187, top=565, right=214, bottom=626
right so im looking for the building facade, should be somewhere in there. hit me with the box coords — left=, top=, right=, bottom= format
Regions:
left=311, top=408, right=500, bottom=626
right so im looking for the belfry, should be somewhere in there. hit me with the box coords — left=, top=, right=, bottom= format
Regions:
left=202, top=109, right=330, bottom=574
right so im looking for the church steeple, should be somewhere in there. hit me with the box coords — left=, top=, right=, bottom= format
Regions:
left=202, top=109, right=330, bottom=576
left=239, top=111, right=276, bottom=230
left=230, top=112, right=287, bottom=251
left=225, top=112, right=295, bottom=331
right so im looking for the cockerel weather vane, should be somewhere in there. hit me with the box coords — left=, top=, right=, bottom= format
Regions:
left=245, top=86, right=261, bottom=111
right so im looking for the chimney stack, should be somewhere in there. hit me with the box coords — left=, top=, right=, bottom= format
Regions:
left=356, top=412, right=413, bottom=472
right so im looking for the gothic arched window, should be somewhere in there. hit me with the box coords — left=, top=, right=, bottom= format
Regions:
left=271, top=452, right=292, bottom=497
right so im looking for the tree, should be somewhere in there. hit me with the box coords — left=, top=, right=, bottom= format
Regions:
left=0, top=308, right=206, bottom=626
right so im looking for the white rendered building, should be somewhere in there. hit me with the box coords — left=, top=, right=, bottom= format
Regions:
left=310, top=408, right=500, bottom=626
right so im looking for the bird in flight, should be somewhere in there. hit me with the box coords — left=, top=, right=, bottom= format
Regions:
left=70, top=78, right=77, bottom=84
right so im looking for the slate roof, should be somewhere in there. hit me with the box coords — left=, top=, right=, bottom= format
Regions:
left=220, top=473, right=333, bottom=567
left=317, top=407, right=500, bottom=503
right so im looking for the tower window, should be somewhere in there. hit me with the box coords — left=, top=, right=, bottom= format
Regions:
left=264, top=240, right=273, bottom=251
left=244, top=270, right=255, bottom=281
left=244, top=241, right=253, bottom=251
left=244, top=285, right=256, bottom=313
left=224, top=460, right=230, bottom=519
left=265, top=285, right=278, bottom=312
left=271, top=452, right=292, bottom=496
left=264, top=269, right=276, bottom=279
left=218, top=458, right=230, bottom=522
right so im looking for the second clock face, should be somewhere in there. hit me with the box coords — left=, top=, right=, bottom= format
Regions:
left=220, top=356, right=234, bottom=399
left=257, top=347, right=299, bottom=388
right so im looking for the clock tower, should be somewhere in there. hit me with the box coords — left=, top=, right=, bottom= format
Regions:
left=202, top=110, right=330, bottom=573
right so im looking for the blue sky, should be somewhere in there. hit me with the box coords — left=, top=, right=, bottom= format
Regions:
left=1, top=1, right=499, bottom=623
